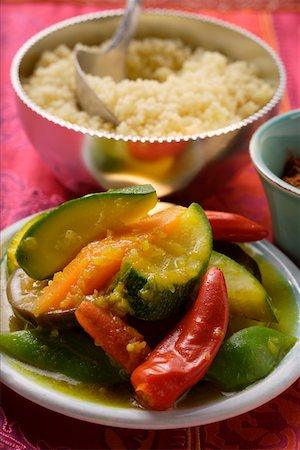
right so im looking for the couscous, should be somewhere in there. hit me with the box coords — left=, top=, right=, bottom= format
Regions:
left=23, top=38, right=274, bottom=138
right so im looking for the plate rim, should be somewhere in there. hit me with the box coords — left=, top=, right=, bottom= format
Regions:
left=1, top=214, right=300, bottom=430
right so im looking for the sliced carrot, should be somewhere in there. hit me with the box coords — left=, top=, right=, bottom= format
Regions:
left=127, top=205, right=185, bottom=235
left=75, top=301, right=151, bottom=373
left=33, top=206, right=186, bottom=316
left=33, top=238, right=129, bottom=315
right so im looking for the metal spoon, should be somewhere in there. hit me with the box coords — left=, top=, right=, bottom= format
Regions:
left=74, top=0, right=142, bottom=126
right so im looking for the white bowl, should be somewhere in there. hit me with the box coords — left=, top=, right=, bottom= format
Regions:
left=1, top=215, right=299, bottom=429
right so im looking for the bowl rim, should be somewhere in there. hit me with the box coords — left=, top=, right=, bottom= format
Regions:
left=249, top=109, right=300, bottom=198
left=10, top=8, right=286, bottom=143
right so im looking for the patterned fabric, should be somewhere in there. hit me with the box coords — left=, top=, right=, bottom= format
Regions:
left=3, top=0, right=300, bottom=11
left=1, top=3, right=299, bottom=449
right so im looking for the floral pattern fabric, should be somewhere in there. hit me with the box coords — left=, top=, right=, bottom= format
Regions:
left=1, top=2, right=299, bottom=449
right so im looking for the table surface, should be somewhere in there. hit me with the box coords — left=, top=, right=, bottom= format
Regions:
left=1, top=2, right=300, bottom=449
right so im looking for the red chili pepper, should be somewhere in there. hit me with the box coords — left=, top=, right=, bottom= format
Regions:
left=131, top=267, right=229, bottom=410
left=205, top=210, right=268, bottom=242
left=75, top=301, right=151, bottom=373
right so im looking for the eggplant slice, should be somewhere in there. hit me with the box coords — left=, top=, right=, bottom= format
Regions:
left=7, top=268, right=77, bottom=329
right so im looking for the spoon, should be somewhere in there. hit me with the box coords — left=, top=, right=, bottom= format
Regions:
left=74, top=0, right=142, bottom=126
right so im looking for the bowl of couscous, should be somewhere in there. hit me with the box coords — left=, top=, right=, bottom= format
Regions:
left=11, top=9, right=285, bottom=197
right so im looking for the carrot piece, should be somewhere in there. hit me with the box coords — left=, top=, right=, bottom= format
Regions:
left=33, top=206, right=185, bottom=316
left=127, top=205, right=185, bottom=235
left=75, top=301, right=151, bottom=373
left=33, top=239, right=128, bottom=315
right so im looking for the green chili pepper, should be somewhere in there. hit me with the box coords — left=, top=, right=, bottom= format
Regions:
left=206, top=326, right=297, bottom=391
left=0, top=328, right=127, bottom=385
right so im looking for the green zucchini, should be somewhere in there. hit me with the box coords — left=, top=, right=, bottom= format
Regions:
left=206, top=326, right=297, bottom=391
left=213, top=241, right=262, bottom=281
left=6, top=212, right=47, bottom=276
left=16, top=185, right=157, bottom=280
left=0, top=328, right=127, bottom=385
left=112, top=203, right=212, bottom=320
left=209, top=251, right=277, bottom=322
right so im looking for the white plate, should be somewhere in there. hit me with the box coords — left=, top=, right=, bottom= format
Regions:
left=1, top=215, right=300, bottom=430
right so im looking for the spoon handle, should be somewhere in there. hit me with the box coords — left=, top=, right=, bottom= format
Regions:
left=104, top=0, right=143, bottom=52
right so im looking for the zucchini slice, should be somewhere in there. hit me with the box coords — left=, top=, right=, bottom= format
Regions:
left=113, top=203, right=212, bottom=320
left=206, top=326, right=297, bottom=391
left=209, top=251, right=277, bottom=322
left=16, top=185, right=157, bottom=280
left=6, top=212, right=47, bottom=276
left=213, top=241, right=262, bottom=281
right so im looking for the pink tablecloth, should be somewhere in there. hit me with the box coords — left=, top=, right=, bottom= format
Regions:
left=1, top=3, right=300, bottom=449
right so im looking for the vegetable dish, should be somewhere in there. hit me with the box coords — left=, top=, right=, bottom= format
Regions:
left=0, top=185, right=298, bottom=411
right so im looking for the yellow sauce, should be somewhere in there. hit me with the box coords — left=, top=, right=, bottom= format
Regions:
left=1, top=247, right=299, bottom=410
